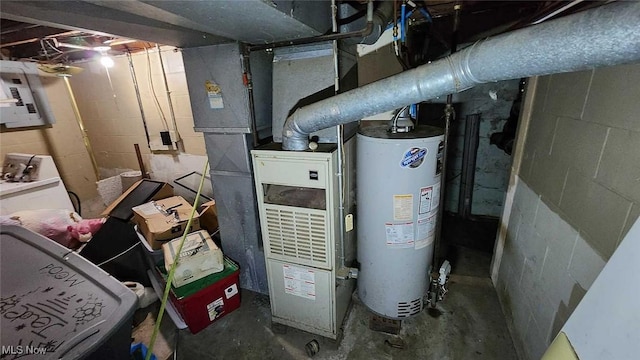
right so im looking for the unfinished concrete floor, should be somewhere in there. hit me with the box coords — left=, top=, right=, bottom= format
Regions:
left=132, top=245, right=517, bottom=360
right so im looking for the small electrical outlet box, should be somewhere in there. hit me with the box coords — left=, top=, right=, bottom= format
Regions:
left=150, top=130, right=178, bottom=151
left=160, top=131, right=172, bottom=145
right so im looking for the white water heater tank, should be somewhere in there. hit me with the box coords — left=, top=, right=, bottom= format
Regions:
left=357, top=122, right=444, bottom=319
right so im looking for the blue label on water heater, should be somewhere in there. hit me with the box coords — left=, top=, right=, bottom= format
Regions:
left=400, top=147, right=428, bottom=168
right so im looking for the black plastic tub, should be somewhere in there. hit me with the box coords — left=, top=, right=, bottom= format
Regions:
left=80, top=217, right=151, bottom=287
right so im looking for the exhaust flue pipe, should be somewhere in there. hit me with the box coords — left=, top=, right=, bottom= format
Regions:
left=282, top=1, right=640, bottom=151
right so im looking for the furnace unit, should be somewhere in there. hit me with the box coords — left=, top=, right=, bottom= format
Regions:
left=251, top=138, right=356, bottom=339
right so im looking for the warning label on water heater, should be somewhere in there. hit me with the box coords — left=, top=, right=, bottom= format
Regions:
left=431, top=183, right=441, bottom=212
left=283, top=264, right=316, bottom=300
left=419, top=186, right=433, bottom=215
left=393, top=194, right=413, bottom=221
left=385, top=222, right=414, bottom=248
left=416, top=213, right=437, bottom=250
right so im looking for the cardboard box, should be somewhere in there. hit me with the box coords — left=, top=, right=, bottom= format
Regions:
left=163, top=230, right=224, bottom=287
left=132, top=196, right=200, bottom=250
left=101, top=179, right=174, bottom=220
left=198, top=201, right=219, bottom=234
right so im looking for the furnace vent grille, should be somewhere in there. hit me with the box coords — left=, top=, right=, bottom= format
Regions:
left=264, top=206, right=330, bottom=269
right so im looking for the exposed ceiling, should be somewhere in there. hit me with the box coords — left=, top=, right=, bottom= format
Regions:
left=0, top=1, right=601, bottom=64
left=0, top=19, right=156, bottom=63
left=0, top=0, right=330, bottom=47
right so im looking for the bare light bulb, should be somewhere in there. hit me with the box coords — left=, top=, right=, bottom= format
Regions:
left=93, top=46, right=111, bottom=52
left=100, top=55, right=114, bottom=68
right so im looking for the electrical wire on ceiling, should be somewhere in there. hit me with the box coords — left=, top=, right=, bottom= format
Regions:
left=44, top=39, right=63, bottom=54
left=39, top=39, right=50, bottom=61
left=145, top=46, right=169, bottom=131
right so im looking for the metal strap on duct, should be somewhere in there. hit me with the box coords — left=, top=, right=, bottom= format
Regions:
left=282, top=1, right=640, bottom=151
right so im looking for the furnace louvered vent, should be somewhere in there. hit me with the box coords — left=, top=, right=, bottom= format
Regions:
left=397, top=298, right=423, bottom=318
left=9, top=87, right=23, bottom=106
left=264, top=206, right=330, bottom=269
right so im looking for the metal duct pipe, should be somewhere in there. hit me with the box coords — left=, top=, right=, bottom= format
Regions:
left=282, top=1, right=640, bottom=151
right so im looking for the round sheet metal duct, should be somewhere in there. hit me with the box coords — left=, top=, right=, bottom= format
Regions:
left=282, top=1, right=640, bottom=151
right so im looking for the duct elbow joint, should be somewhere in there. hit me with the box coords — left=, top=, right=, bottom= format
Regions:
left=282, top=116, right=309, bottom=151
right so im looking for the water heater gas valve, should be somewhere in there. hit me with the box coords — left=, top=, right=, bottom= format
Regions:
left=439, top=260, right=451, bottom=286
left=428, top=260, right=452, bottom=307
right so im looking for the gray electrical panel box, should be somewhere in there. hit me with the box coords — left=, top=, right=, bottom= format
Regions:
left=0, top=60, right=56, bottom=128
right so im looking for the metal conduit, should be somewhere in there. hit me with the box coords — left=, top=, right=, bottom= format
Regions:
left=282, top=1, right=640, bottom=151
left=62, top=76, right=101, bottom=181
left=126, top=52, right=151, bottom=146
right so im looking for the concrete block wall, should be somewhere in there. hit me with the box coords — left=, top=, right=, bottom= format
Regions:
left=69, top=46, right=206, bottom=176
left=495, top=63, right=640, bottom=360
left=0, top=76, right=98, bottom=200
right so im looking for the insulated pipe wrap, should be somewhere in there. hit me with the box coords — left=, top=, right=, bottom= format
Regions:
left=282, top=1, right=640, bottom=151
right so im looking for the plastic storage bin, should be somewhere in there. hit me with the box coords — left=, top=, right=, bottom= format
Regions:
left=0, top=225, right=137, bottom=360
left=135, top=225, right=163, bottom=270
left=156, top=257, right=241, bottom=334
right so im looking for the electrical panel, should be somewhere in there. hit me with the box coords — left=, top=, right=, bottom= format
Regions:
left=251, top=138, right=356, bottom=340
left=0, top=60, right=56, bottom=128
